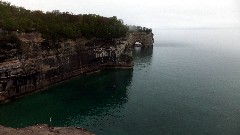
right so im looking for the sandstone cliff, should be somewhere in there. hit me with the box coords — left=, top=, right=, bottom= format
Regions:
left=0, top=30, right=153, bottom=102
left=0, top=31, right=132, bottom=102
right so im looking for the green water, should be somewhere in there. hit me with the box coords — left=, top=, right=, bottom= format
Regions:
left=1, top=29, right=240, bottom=135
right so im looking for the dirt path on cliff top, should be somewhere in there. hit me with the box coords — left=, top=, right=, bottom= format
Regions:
left=0, top=124, right=95, bottom=135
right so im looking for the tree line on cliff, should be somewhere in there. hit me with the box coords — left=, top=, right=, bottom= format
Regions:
left=128, top=25, right=152, bottom=33
left=0, top=1, right=130, bottom=39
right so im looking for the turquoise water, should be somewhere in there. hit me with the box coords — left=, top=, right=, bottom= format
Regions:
left=1, top=29, right=240, bottom=135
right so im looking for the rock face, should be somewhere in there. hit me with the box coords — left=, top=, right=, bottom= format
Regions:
left=0, top=124, right=95, bottom=135
left=0, top=31, right=153, bottom=102
left=127, top=32, right=154, bottom=47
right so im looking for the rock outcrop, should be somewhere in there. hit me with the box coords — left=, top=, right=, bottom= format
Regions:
left=127, top=32, right=154, bottom=47
left=0, top=124, right=94, bottom=135
left=0, top=30, right=153, bottom=102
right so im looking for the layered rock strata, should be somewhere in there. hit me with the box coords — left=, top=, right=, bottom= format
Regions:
left=0, top=31, right=153, bottom=102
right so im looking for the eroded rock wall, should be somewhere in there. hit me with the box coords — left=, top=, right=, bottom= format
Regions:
left=127, top=32, right=154, bottom=47
left=0, top=32, right=133, bottom=102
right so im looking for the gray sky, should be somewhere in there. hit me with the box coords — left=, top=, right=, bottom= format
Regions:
left=6, top=0, right=240, bottom=29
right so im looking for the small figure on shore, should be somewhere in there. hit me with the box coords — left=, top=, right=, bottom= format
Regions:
left=48, top=117, right=52, bottom=128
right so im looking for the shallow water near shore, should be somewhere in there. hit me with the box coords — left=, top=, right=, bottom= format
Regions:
left=1, top=29, right=240, bottom=135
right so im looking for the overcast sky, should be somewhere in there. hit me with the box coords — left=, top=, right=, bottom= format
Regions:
left=6, top=0, right=240, bottom=29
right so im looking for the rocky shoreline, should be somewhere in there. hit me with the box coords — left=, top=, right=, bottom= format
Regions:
left=0, top=124, right=95, bottom=135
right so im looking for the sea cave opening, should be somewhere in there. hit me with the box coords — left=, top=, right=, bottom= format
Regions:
left=134, top=41, right=143, bottom=47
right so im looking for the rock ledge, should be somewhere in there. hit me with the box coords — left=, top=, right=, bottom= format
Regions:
left=0, top=124, right=95, bottom=135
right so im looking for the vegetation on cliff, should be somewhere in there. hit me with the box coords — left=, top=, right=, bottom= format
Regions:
left=128, top=25, right=152, bottom=33
left=0, top=1, right=128, bottom=39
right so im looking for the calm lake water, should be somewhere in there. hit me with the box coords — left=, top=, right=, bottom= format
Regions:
left=1, top=29, right=240, bottom=135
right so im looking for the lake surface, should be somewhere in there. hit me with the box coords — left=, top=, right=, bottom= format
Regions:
left=1, top=29, right=240, bottom=135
